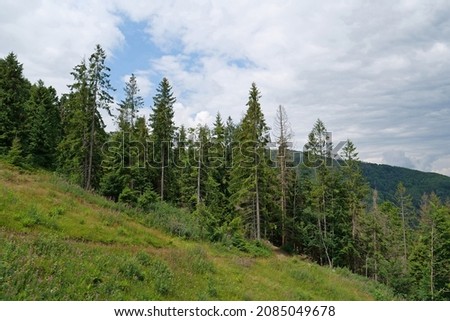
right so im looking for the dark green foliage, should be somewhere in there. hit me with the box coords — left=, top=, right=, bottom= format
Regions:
left=23, top=80, right=61, bottom=168
left=137, top=187, right=159, bottom=210
left=409, top=194, right=450, bottom=300
left=118, top=187, right=139, bottom=206
left=360, top=162, right=450, bottom=207
left=148, top=77, right=176, bottom=201
left=57, top=45, right=113, bottom=190
left=229, top=83, right=275, bottom=240
left=0, top=52, right=30, bottom=154
left=144, top=202, right=201, bottom=239
left=7, top=137, right=26, bottom=167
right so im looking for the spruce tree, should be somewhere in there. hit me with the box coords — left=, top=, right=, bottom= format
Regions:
left=209, top=113, right=229, bottom=222
left=58, top=45, right=113, bottom=189
left=85, top=44, right=114, bottom=190
left=395, top=182, right=415, bottom=268
left=340, top=139, right=369, bottom=271
left=57, top=60, right=90, bottom=185
left=101, top=74, right=146, bottom=202
left=7, top=136, right=25, bottom=166
left=0, top=52, right=30, bottom=153
left=304, top=119, right=334, bottom=267
left=410, top=193, right=450, bottom=300
left=148, top=78, right=176, bottom=201
left=24, top=80, right=61, bottom=168
left=229, top=83, right=271, bottom=240
left=175, top=125, right=197, bottom=208
left=117, top=74, right=144, bottom=131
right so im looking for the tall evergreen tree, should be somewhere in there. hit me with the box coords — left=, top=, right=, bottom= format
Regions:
left=100, top=73, right=146, bottom=202
left=85, top=44, right=114, bottom=190
left=304, top=119, right=335, bottom=267
left=117, top=74, right=144, bottom=131
left=229, top=83, right=271, bottom=240
left=395, top=182, right=415, bottom=269
left=148, top=78, right=176, bottom=201
left=175, top=125, right=196, bottom=208
left=23, top=80, right=61, bottom=168
left=58, top=45, right=113, bottom=189
left=410, top=193, right=450, bottom=300
left=0, top=52, right=30, bottom=153
left=58, top=59, right=90, bottom=185
left=209, top=113, right=229, bottom=222
left=304, top=119, right=331, bottom=168
left=340, top=139, right=369, bottom=271
left=211, top=113, right=226, bottom=188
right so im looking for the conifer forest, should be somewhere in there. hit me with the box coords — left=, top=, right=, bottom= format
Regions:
left=1, top=46, right=449, bottom=300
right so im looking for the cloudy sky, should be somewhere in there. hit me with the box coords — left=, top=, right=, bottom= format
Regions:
left=1, top=0, right=449, bottom=176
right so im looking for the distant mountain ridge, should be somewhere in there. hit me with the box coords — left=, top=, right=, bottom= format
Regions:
left=360, top=162, right=450, bottom=206
left=291, top=151, right=450, bottom=206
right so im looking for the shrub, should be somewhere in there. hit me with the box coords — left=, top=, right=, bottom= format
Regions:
left=145, top=202, right=201, bottom=240
left=243, top=240, right=272, bottom=257
left=118, top=187, right=139, bottom=206
left=137, top=188, right=158, bottom=211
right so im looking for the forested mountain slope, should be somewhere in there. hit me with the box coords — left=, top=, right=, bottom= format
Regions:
left=2, top=48, right=448, bottom=301
left=360, top=162, right=450, bottom=206
left=0, top=162, right=393, bottom=300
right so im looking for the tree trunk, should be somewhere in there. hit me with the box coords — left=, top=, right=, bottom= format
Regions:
left=372, top=190, right=379, bottom=282
left=86, top=101, right=96, bottom=190
left=255, top=164, right=261, bottom=241
left=160, top=145, right=165, bottom=201
left=197, top=145, right=201, bottom=205
left=400, top=197, right=408, bottom=270
left=430, top=219, right=434, bottom=300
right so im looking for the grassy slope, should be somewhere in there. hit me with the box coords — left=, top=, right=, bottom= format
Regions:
left=0, top=163, right=394, bottom=300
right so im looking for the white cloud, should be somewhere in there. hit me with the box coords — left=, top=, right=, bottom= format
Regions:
left=121, top=71, right=153, bottom=99
left=382, top=150, right=415, bottom=169
left=0, top=0, right=124, bottom=95
left=431, top=156, right=450, bottom=177
left=173, top=103, right=213, bottom=129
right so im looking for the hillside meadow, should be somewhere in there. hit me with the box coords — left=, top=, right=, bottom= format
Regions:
left=0, top=162, right=394, bottom=300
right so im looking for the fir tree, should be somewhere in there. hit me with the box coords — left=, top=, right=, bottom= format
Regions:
left=58, top=45, right=113, bottom=189
left=149, top=78, right=176, bottom=201
left=304, top=119, right=334, bottom=267
left=117, top=74, right=144, bottom=131
left=340, top=139, right=369, bottom=271
left=24, top=80, right=61, bottom=168
left=7, top=136, right=25, bottom=166
left=0, top=52, right=30, bottom=153
left=229, top=83, right=272, bottom=240
left=85, top=44, right=114, bottom=190
left=395, top=182, right=415, bottom=268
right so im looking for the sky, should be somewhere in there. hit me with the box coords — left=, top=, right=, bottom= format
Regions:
left=1, top=0, right=450, bottom=176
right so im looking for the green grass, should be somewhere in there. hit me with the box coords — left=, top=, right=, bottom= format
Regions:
left=0, top=162, right=395, bottom=300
